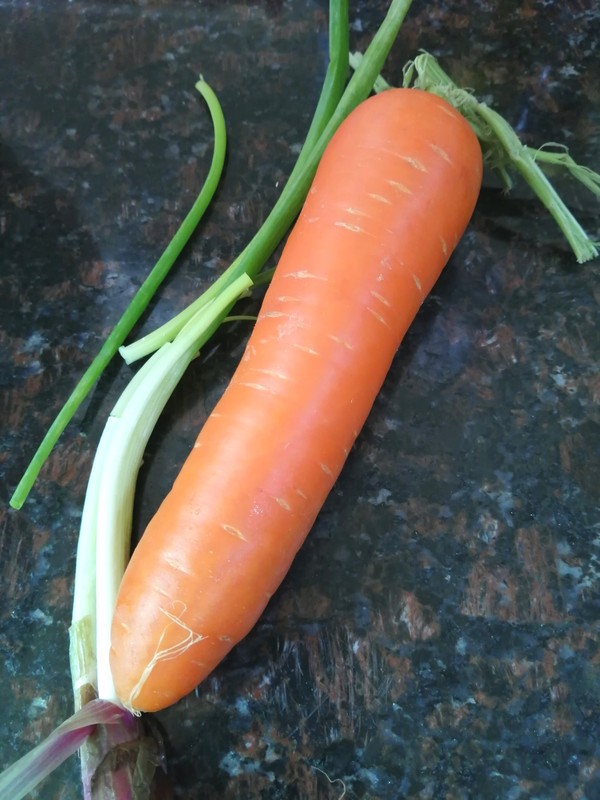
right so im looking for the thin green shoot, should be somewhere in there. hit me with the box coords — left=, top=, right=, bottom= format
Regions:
left=529, top=143, right=600, bottom=197
left=222, top=314, right=259, bottom=323
left=10, top=77, right=227, bottom=510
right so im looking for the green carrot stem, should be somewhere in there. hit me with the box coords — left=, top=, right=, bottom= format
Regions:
left=222, top=314, right=259, bottom=323
left=10, top=78, right=227, bottom=510
left=120, top=0, right=416, bottom=363
left=476, top=102, right=597, bottom=262
left=351, top=49, right=599, bottom=263
left=527, top=143, right=600, bottom=197
left=402, top=53, right=599, bottom=263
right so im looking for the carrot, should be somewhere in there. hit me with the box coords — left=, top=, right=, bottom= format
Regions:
left=110, top=87, right=483, bottom=713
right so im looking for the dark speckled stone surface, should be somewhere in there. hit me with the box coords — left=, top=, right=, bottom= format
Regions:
left=1, top=1, right=599, bottom=798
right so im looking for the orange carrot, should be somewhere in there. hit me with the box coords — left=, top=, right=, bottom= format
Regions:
left=110, top=88, right=483, bottom=713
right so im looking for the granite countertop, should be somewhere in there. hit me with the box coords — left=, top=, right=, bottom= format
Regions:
left=1, top=1, right=599, bottom=798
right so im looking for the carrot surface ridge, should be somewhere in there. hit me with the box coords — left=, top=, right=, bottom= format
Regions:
left=110, top=88, right=483, bottom=713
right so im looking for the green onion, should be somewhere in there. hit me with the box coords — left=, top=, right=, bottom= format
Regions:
left=10, top=78, right=227, bottom=510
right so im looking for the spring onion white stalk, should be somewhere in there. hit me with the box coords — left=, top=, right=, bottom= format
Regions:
left=69, top=272, right=253, bottom=708
left=70, top=423, right=115, bottom=710
left=64, top=272, right=254, bottom=797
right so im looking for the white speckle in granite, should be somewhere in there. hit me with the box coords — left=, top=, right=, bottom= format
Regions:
left=559, top=64, right=580, bottom=77
left=258, top=672, right=272, bottom=689
left=477, top=513, right=501, bottom=544
left=556, top=540, right=572, bottom=556
left=27, top=696, right=49, bottom=719
left=22, top=332, right=46, bottom=353
left=219, top=751, right=243, bottom=777
left=264, top=744, right=279, bottom=763
left=29, top=608, right=53, bottom=626
left=556, top=558, right=582, bottom=580
left=370, top=488, right=392, bottom=506
left=552, top=367, right=567, bottom=387
left=234, top=697, right=251, bottom=717
left=581, top=533, right=600, bottom=587
left=357, top=767, right=381, bottom=789
left=455, top=636, right=468, bottom=656
left=219, top=751, right=268, bottom=779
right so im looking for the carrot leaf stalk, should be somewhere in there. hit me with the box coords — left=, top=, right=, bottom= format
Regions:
left=528, top=143, right=600, bottom=197
left=119, top=0, right=416, bottom=364
left=400, top=52, right=599, bottom=263
left=9, top=77, right=227, bottom=510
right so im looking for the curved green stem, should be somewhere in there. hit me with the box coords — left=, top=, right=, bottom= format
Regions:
left=10, top=78, right=227, bottom=509
left=527, top=143, right=600, bottom=197
left=477, top=102, right=598, bottom=262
